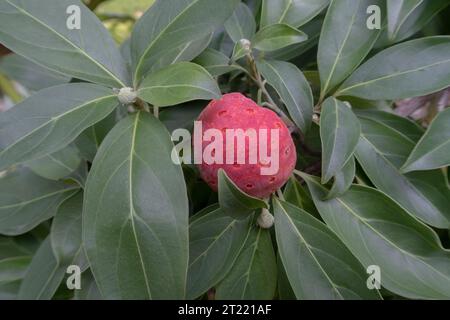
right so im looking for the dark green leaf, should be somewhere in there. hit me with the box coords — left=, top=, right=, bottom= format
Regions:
left=0, top=167, right=78, bottom=236
left=337, top=36, right=450, bottom=100
left=274, top=198, right=381, bottom=299
left=0, top=83, right=119, bottom=170
left=277, top=254, right=296, bottom=300
left=193, top=48, right=245, bottom=77
left=224, top=2, right=256, bottom=43
left=387, top=0, right=423, bottom=40
left=73, top=270, right=102, bottom=300
left=131, top=0, right=239, bottom=85
left=0, top=0, right=129, bottom=87
left=318, top=0, right=384, bottom=97
left=303, top=174, right=450, bottom=299
left=84, top=112, right=189, bottom=299
left=137, top=62, right=221, bottom=107
left=215, top=224, right=277, bottom=299
left=325, top=156, right=355, bottom=199
left=253, top=24, right=308, bottom=52
left=218, top=169, right=268, bottom=220
left=320, top=97, right=360, bottom=183
left=402, top=108, right=450, bottom=172
left=187, top=206, right=252, bottom=299
left=257, top=59, right=313, bottom=133
left=355, top=113, right=450, bottom=228
left=0, top=256, right=31, bottom=299
left=260, top=0, right=329, bottom=28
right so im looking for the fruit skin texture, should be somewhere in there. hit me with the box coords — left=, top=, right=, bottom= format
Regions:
left=196, top=92, right=297, bottom=199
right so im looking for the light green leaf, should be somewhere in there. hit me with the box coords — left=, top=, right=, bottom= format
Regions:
left=0, top=83, right=119, bottom=170
left=318, top=0, right=384, bottom=97
left=218, top=169, right=268, bottom=220
left=131, top=0, right=239, bottom=85
left=303, top=174, right=450, bottom=299
left=253, top=24, right=308, bottom=52
left=402, top=108, right=450, bottom=172
left=274, top=198, right=381, bottom=299
left=187, top=206, right=253, bottom=299
left=224, top=2, right=256, bottom=43
left=320, top=97, right=360, bottom=183
left=26, top=145, right=82, bottom=181
left=337, top=36, right=450, bottom=100
left=0, top=0, right=129, bottom=87
left=83, top=112, right=189, bottom=299
left=355, top=112, right=450, bottom=229
left=0, top=167, right=78, bottom=236
left=257, top=59, right=313, bottom=133
left=325, top=156, right=355, bottom=200
left=215, top=224, right=277, bottom=300
left=193, top=48, right=245, bottom=77
left=137, top=62, right=221, bottom=107
left=260, top=0, right=329, bottom=28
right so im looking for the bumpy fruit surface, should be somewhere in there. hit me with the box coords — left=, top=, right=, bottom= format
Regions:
left=196, top=92, right=297, bottom=199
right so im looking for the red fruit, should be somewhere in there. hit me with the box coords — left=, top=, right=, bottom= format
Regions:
left=196, top=92, right=297, bottom=199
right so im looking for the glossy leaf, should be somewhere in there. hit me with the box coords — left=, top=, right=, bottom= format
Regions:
left=193, top=48, right=244, bottom=77
left=0, top=83, right=119, bottom=170
left=84, top=112, right=189, bottom=299
left=303, top=174, right=450, bottom=299
left=26, top=145, right=82, bottom=181
left=187, top=206, right=252, bottom=299
left=318, top=0, right=384, bottom=97
left=325, top=156, right=355, bottom=200
left=320, top=97, right=360, bottom=183
left=253, top=24, right=308, bottom=52
left=257, top=59, right=313, bottom=133
left=402, top=108, right=450, bottom=172
left=355, top=113, right=450, bottom=229
left=137, top=62, right=221, bottom=107
left=260, top=0, right=329, bottom=28
left=215, top=224, right=277, bottom=300
left=218, top=169, right=268, bottom=220
left=0, top=167, right=78, bottom=236
left=0, top=0, right=129, bottom=87
left=224, top=2, right=256, bottom=43
left=131, top=0, right=239, bottom=85
left=274, top=198, right=381, bottom=299
left=337, top=36, right=450, bottom=100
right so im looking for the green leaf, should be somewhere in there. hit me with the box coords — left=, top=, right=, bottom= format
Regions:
left=18, top=192, right=84, bottom=300
left=283, top=177, right=317, bottom=214
left=218, top=169, right=268, bottom=220
left=303, top=174, right=450, bottom=299
left=224, top=2, right=256, bottom=43
left=160, top=101, right=204, bottom=133
left=137, top=62, right=221, bottom=107
left=0, top=54, right=70, bottom=92
left=0, top=256, right=31, bottom=299
left=25, top=145, right=82, bottom=181
left=261, top=0, right=329, bottom=28
left=277, top=254, right=296, bottom=300
left=402, top=108, right=450, bottom=173
left=215, top=224, right=277, bottom=299
left=337, top=36, right=450, bottom=100
left=274, top=198, right=381, bottom=299
left=252, top=24, right=308, bottom=52
left=320, top=97, right=360, bottom=183
left=387, top=0, right=423, bottom=40
left=325, top=156, right=355, bottom=200
left=193, top=48, right=245, bottom=77
left=83, top=112, right=189, bottom=299
left=74, top=270, right=102, bottom=300
left=187, top=206, right=252, bottom=299
left=0, top=0, right=129, bottom=87
left=0, top=83, right=119, bottom=170
left=131, top=0, right=239, bottom=85
left=318, top=0, right=384, bottom=97
left=355, top=113, right=450, bottom=229
left=0, top=167, right=78, bottom=236
left=257, top=59, right=313, bottom=133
